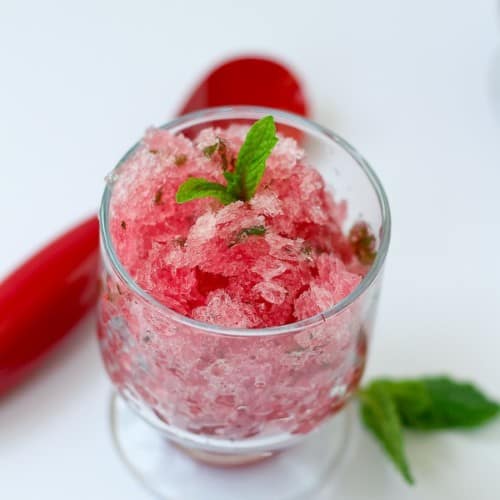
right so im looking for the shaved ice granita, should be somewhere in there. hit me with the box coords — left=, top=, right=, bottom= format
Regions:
left=97, top=107, right=390, bottom=497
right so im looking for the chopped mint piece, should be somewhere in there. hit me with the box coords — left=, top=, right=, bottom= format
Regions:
left=229, top=225, right=266, bottom=246
left=349, top=222, right=377, bottom=265
left=203, top=141, right=219, bottom=157
left=174, top=154, right=187, bottom=166
left=154, top=188, right=163, bottom=205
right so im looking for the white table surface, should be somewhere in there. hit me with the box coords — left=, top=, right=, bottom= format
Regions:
left=1, top=1, right=500, bottom=498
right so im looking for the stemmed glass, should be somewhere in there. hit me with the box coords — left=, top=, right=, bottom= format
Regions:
left=97, top=107, right=391, bottom=500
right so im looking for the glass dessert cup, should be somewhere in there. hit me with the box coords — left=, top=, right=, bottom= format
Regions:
left=97, top=106, right=391, bottom=499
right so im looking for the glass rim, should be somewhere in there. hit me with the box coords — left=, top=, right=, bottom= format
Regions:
left=99, top=105, right=391, bottom=337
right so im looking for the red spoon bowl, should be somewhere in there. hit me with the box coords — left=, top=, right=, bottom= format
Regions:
left=179, top=56, right=308, bottom=125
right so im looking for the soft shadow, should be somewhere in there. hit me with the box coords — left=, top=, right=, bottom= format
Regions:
left=461, top=418, right=500, bottom=443
left=405, top=430, right=458, bottom=483
left=0, top=312, right=103, bottom=445
left=317, top=416, right=395, bottom=500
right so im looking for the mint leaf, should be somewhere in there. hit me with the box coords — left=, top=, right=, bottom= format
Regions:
left=235, top=115, right=278, bottom=201
left=176, top=178, right=237, bottom=205
left=378, top=377, right=500, bottom=430
left=359, top=382, right=414, bottom=484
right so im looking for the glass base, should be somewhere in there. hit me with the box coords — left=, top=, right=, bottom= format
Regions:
left=109, top=393, right=353, bottom=500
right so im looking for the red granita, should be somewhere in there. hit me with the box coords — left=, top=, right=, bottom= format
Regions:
left=98, top=116, right=377, bottom=444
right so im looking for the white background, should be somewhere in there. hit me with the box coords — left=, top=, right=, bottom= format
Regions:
left=1, top=1, right=500, bottom=498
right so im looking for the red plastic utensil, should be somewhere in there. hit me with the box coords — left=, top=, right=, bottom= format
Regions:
left=179, top=56, right=308, bottom=119
left=0, top=56, right=308, bottom=396
left=0, top=217, right=99, bottom=394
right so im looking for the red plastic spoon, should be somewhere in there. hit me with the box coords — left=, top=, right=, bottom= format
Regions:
left=0, top=56, right=308, bottom=396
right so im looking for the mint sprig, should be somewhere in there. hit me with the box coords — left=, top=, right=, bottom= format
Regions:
left=359, top=376, right=500, bottom=484
left=175, top=116, right=278, bottom=205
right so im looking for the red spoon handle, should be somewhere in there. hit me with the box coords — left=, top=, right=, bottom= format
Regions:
left=0, top=216, right=99, bottom=394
